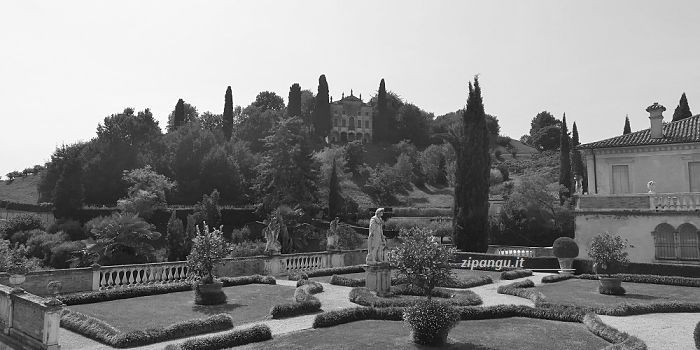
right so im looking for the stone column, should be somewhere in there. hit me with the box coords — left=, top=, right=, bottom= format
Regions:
left=42, top=303, right=63, bottom=350
left=363, top=262, right=391, bottom=297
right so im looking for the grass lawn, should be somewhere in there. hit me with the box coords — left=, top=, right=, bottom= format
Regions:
left=536, top=278, right=700, bottom=308
left=310, top=269, right=500, bottom=285
left=68, top=284, right=295, bottom=332
left=237, top=319, right=609, bottom=350
left=0, top=173, right=41, bottom=204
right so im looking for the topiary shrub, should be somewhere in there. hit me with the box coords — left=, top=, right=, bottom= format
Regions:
left=500, top=269, right=533, bottom=280
left=552, top=237, right=578, bottom=258
left=598, top=285, right=626, bottom=296
left=694, top=320, right=699, bottom=349
left=403, top=299, right=460, bottom=346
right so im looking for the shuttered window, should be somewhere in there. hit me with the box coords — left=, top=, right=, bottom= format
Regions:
left=689, top=162, right=700, bottom=192
left=612, top=165, right=631, bottom=194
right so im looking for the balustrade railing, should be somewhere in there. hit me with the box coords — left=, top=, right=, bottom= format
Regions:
left=651, top=193, right=700, bottom=211
left=487, top=245, right=553, bottom=258
left=281, top=253, right=328, bottom=273
left=94, top=261, right=189, bottom=290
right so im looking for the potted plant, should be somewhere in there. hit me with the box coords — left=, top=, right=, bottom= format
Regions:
left=186, top=223, right=230, bottom=305
left=552, top=237, right=578, bottom=275
left=2, top=243, right=31, bottom=292
left=587, top=232, right=630, bottom=295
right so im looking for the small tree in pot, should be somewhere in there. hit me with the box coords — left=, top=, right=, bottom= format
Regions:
left=587, top=232, right=629, bottom=295
left=187, top=223, right=229, bottom=305
left=390, top=227, right=460, bottom=346
left=552, top=237, right=578, bottom=275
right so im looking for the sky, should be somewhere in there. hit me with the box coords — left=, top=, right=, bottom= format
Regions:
left=2, top=0, right=699, bottom=179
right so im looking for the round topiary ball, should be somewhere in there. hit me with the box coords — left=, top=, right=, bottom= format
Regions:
left=552, top=237, right=579, bottom=259
left=694, top=320, right=699, bottom=349
left=403, top=299, right=460, bottom=346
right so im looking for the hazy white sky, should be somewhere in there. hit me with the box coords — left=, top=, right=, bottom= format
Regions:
left=2, top=0, right=699, bottom=178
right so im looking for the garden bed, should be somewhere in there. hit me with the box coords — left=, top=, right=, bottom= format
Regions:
left=238, top=319, right=611, bottom=350
left=67, top=284, right=295, bottom=332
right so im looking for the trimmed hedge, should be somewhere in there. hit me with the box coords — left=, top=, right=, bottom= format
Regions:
left=348, top=287, right=481, bottom=308
left=330, top=274, right=366, bottom=287
left=330, top=274, right=493, bottom=289
left=313, top=307, right=404, bottom=328
left=61, top=310, right=233, bottom=348
left=541, top=274, right=574, bottom=283
left=576, top=273, right=700, bottom=287
left=500, top=269, right=533, bottom=280
left=694, top=321, right=699, bottom=350
left=573, top=258, right=700, bottom=278
left=496, top=280, right=547, bottom=304
left=58, top=274, right=276, bottom=305
left=287, top=265, right=365, bottom=280
left=270, top=298, right=322, bottom=319
left=458, top=304, right=585, bottom=323
left=164, top=324, right=272, bottom=350
left=583, top=313, right=647, bottom=350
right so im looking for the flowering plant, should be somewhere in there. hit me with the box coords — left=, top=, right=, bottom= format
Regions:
left=588, top=232, right=629, bottom=276
left=186, top=223, right=229, bottom=284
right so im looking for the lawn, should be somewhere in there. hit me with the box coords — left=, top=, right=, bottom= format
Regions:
left=536, top=278, right=700, bottom=308
left=67, top=284, right=295, bottom=332
left=237, top=319, right=610, bottom=350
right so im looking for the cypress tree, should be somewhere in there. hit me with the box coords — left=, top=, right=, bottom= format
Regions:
left=312, top=75, right=331, bottom=139
left=375, top=79, right=387, bottom=143
left=52, top=156, right=84, bottom=219
left=623, top=115, right=631, bottom=135
left=571, top=122, right=587, bottom=194
left=453, top=76, right=490, bottom=252
left=288, top=83, right=302, bottom=119
left=223, top=86, right=234, bottom=141
left=166, top=210, right=186, bottom=261
left=169, top=98, right=186, bottom=132
left=328, top=158, right=341, bottom=219
left=559, top=114, right=572, bottom=204
left=672, top=92, right=693, bottom=121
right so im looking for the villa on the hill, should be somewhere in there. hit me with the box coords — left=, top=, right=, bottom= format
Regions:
left=575, top=102, right=700, bottom=264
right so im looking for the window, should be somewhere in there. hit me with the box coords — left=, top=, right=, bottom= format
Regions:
left=365, top=120, right=370, bottom=128
left=333, top=118, right=338, bottom=127
left=653, top=223, right=699, bottom=261
left=690, top=162, right=700, bottom=192
left=357, top=120, right=362, bottom=128
left=678, top=223, right=699, bottom=260
left=611, top=165, right=631, bottom=194
left=653, top=223, right=676, bottom=260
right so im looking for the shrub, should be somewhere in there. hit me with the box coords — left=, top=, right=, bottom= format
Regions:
left=86, top=213, right=161, bottom=266
left=313, top=307, right=404, bottom=328
left=229, top=241, right=266, bottom=258
left=26, top=232, right=66, bottom=263
left=541, top=274, right=573, bottom=283
left=0, top=213, right=44, bottom=239
left=349, top=287, right=481, bottom=308
left=0, top=240, right=32, bottom=274
left=390, top=227, right=455, bottom=299
left=588, top=232, right=629, bottom=276
left=496, top=279, right=547, bottom=304
left=694, top=321, right=699, bottom=350
left=576, top=273, right=700, bottom=287
left=194, top=282, right=228, bottom=305
left=489, top=168, right=504, bottom=186
left=552, top=237, right=579, bottom=258
left=10, top=229, right=45, bottom=246
left=403, top=299, right=460, bottom=346
left=440, top=274, right=493, bottom=288
left=49, top=241, right=85, bottom=269
left=164, top=324, right=272, bottom=350
left=330, top=274, right=366, bottom=287
left=270, top=298, right=321, bottom=319
left=230, top=226, right=261, bottom=244
left=61, top=309, right=234, bottom=348
left=335, top=224, right=363, bottom=250
left=47, top=219, right=85, bottom=241
left=187, top=224, right=229, bottom=284
left=296, top=279, right=324, bottom=292
left=287, top=265, right=365, bottom=280
left=598, top=284, right=626, bottom=296
left=500, top=269, right=533, bottom=280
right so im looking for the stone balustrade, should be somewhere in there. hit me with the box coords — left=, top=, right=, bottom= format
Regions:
left=0, top=284, right=62, bottom=350
left=650, top=192, right=700, bottom=211
left=93, top=261, right=189, bottom=290
left=487, top=245, right=554, bottom=258
left=281, top=252, right=329, bottom=273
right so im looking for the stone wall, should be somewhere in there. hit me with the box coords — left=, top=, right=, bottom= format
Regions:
left=575, top=212, right=700, bottom=264
left=0, top=268, right=93, bottom=296
left=577, top=195, right=650, bottom=210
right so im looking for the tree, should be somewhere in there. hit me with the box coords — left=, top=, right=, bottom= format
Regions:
left=672, top=92, right=693, bottom=122
left=117, top=166, right=175, bottom=219
left=167, top=123, right=217, bottom=203
left=374, top=79, right=387, bottom=143
left=199, top=145, right=242, bottom=203
left=252, top=91, right=285, bottom=111
left=396, top=103, right=431, bottom=148
left=312, top=75, right=331, bottom=139
left=169, top=99, right=185, bottom=131
left=451, top=77, right=490, bottom=252
left=328, top=159, right=342, bottom=219
left=571, top=122, right=586, bottom=193
left=166, top=210, right=187, bottom=261
left=85, top=213, right=161, bottom=265
left=223, top=86, right=234, bottom=140
left=287, top=83, right=302, bottom=119
left=623, top=115, right=631, bottom=135
left=529, top=111, right=561, bottom=151
left=235, top=107, right=282, bottom=153
left=559, top=114, right=572, bottom=204
left=52, top=155, right=84, bottom=219
left=38, top=143, right=86, bottom=203
left=192, top=190, right=222, bottom=230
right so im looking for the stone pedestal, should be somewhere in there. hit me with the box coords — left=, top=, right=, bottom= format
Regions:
left=363, top=263, right=391, bottom=297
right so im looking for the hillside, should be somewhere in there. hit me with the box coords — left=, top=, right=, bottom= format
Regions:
left=0, top=173, right=41, bottom=204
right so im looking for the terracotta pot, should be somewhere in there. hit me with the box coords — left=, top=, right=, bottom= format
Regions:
left=557, top=258, right=574, bottom=275
left=598, top=276, right=622, bottom=289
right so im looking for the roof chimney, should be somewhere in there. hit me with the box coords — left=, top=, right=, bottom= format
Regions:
left=646, top=102, right=666, bottom=139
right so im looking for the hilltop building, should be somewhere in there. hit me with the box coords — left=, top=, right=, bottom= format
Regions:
left=329, top=90, right=373, bottom=144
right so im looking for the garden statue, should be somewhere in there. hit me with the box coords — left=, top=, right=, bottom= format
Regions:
left=574, top=175, right=583, bottom=194
left=647, top=180, right=656, bottom=194
left=366, top=208, right=389, bottom=264
left=263, top=214, right=282, bottom=255
left=327, top=217, right=341, bottom=251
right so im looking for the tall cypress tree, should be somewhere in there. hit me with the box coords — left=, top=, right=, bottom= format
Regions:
left=223, top=87, right=234, bottom=140
left=52, top=156, right=84, bottom=219
left=559, top=114, right=572, bottom=205
left=374, top=79, right=387, bottom=144
left=288, top=83, right=302, bottom=119
left=452, top=77, right=490, bottom=252
left=312, top=75, right=330, bottom=139
left=169, top=98, right=186, bottom=132
left=328, top=158, right=341, bottom=219
left=623, top=115, right=631, bottom=135
left=672, top=92, right=693, bottom=121
left=571, top=121, right=585, bottom=192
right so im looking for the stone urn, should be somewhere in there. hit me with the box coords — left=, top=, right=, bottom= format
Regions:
left=557, top=258, right=575, bottom=276
left=598, top=276, right=622, bottom=289
left=9, top=274, right=26, bottom=286
left=194, top=279, right=227, bottom=305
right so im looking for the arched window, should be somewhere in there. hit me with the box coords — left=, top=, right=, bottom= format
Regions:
left=678, top=223, right=699, bottom=260
left=348, top=117, right=355, bottom=130
left=348, top=132, right=355, bottom=141
left=653, top=223, right=676, bottom=260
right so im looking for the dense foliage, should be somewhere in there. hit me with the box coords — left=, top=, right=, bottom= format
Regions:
left=186, top=224, right=229, bottom=284
left=588, top=232, right=630, bottom=276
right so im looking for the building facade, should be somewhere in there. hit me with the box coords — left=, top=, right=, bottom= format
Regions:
left=329, top=90, right=373, bottom=144
left=575, top=103, right=700, bottom=264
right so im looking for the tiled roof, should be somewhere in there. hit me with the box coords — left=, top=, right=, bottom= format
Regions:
left=578, top=114, right=700, bottom=149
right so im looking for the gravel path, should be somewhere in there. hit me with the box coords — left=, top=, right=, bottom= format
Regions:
left=599, top=313, right=700, bottom=350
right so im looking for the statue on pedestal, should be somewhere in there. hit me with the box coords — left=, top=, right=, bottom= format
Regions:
left=574, top=175, right=583, bottom=195
left=327, top=217, right=341, bottom=251
left=263, top=213, right=282, bottom=255
left=366, top=208, right=389, bottom=264
left=647, top=180, right=656, bottom=194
